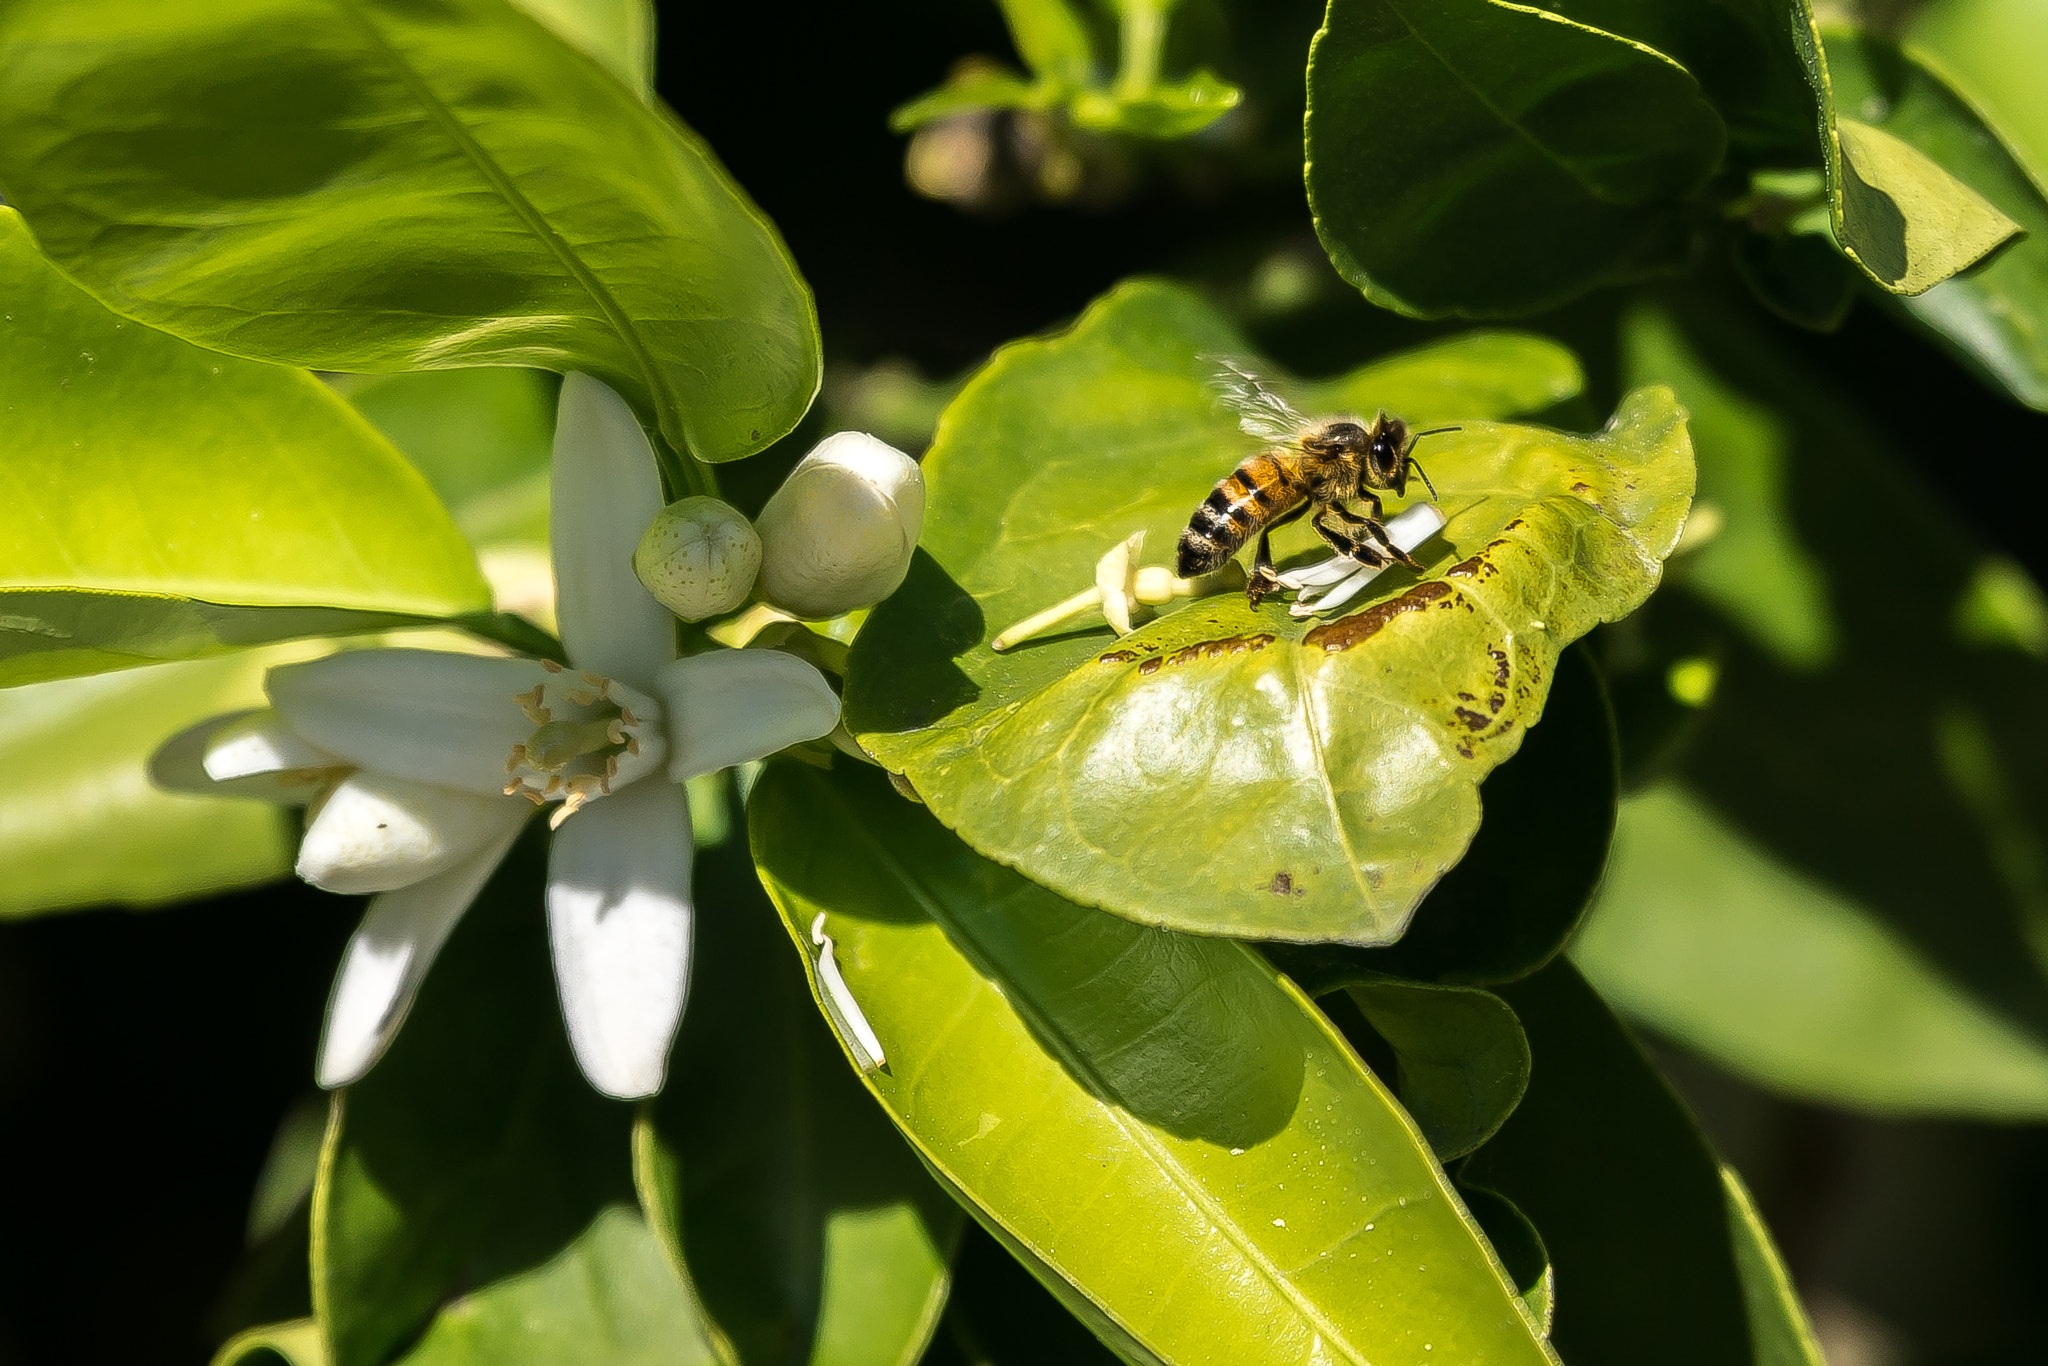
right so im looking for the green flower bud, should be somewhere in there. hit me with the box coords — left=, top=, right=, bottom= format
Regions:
left=633, top=496, right=761, bottom=622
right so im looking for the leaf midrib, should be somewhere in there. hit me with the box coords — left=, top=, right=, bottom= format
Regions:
left=327, top=0, right=674, bottom=436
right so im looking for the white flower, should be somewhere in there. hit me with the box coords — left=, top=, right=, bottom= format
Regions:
left=1278, top=502, right=1447, bottom=618
left=158, top=375, right=840, bottom=1099
left=753, top=431, right=924, bottom=619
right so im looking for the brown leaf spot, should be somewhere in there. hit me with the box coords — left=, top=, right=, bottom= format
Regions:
left=1488, top=692, right=1505, bottom=714
left=1570, top=481, right=1593, bottom=494
left=1138, top=657, right=1162, bottom=676
left=1304, top=581, right=1453, bottom=652
left=1269, top=872, right=1306, bottom=898
left=1098, top=649, right=1139, bottom=664
left=1487, top=646, right=1510, bottom=687
left=1454, top=707, right=1490, bottom=732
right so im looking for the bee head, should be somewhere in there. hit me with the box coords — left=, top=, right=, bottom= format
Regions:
left=1366, top=414, right=1411, bottom=492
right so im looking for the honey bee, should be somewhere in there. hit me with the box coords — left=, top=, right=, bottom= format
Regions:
left=1177, top=359, right=1456, bottom=605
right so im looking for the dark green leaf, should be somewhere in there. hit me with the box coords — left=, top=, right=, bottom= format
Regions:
left=1306, top=0, right=1726, bottom=317
left=0, top=0, right=818, bottom=464
left=847, top=281, right=1680, bottom=945
left=750, top=761, right=1559, bottom=1366
left=1790, top=4, right=2018, bottom=295
left=0, top=649, right=298, bottom=917
left=212, top=1320, right=328, bottom=1366
left=1820, top=28, right=2048, bottom=409
left=312, top=835, right=723, bottom=1366
left=1342, top=979, right=1530, bottom=1161
left=637, top=836, right=961, bottom=1366
left=1730, top=230, right=1857, bottom=332
left=1456, top=1184, right=1553, bottom=1337
left=1464, top=962, right=1821, bottom=1366
left=1575, top=295, right=2048, bottom=1118
left=1, top=209, right=489, bottom=685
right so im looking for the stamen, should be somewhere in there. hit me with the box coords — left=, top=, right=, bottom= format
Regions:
left=541, top=659, right=564, bottom=673
left=566, top=688, right=597, bottom=706
left=619, top=706, right=639, bottom=727
left=515, top=685, right=549, bottom=724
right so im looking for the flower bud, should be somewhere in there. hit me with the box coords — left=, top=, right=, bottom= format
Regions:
left=754, top=432, right=924, bottom=620
left=633, top=496, right=761, bottom=622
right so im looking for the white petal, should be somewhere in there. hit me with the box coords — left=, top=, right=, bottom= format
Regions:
left=298, top=771, right=528, bottom=895
left=1096, top=531, right=1144, bottom=636
left=553, top=373, right=676, bottom=690
left=316, top=821, right=524, bottom=1088
left=547, top=779, right=693, bottom=1099
left=268, top=649, right=556, bottom=794
left=205, top=709, right=344, bottom=781
left=654, top=649, right=841, bottom=783
left=754, top=431, right=923, bottom=619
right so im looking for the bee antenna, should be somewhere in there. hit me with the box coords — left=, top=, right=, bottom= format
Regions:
left=1408, top=455, right=1441, bottom=502
left=1412, top=426, right=1462, bottom=439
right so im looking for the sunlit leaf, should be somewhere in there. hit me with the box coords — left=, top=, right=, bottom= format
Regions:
left=1307, top=0, right=1725, bottom=316
left=637, top=837, right=961, bottom=1366
left=1790, top=4, right=2019, bottom=296
left=510, top=0, right=655, bottom=97
left=0, top=209, right=489, bottom=685
left=0, top=648, right=306, bottom=919
left=0, top=0, right=818, bottom=464
left=212, top=1320, right=328, bottom=1366
left=751, top=761, right=1561, bottom=1366
left=846, top=281, right=1687, bottom=944
left=1907, top=0, right=2048, bottom=199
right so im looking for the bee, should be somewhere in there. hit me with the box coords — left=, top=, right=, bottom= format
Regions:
left=1177, top=359, right=1457, bottom=605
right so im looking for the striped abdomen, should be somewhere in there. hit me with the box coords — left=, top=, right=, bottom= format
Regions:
left=1176, top=453, right=1308, bottom=575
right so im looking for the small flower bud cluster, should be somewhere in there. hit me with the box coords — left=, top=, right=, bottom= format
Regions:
left=633, top=431, right=925, bottom=626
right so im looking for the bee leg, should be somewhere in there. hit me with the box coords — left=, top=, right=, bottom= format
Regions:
left=1312, top=508, right=1394, bottom=568
left=1247, top=502, right=1311, bottom=606
left=1330, top=499, right=1421, bottom=570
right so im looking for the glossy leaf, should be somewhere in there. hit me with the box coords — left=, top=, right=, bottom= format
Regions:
left=0, top=649, right=301, bottom=918
left=510, top=0, right=655, bottom=97
left=213, top=1320, right=329, bottom=1366
left=846, top=281, right=1687, bottom=945
left=0, top=209, right=489, bottom=685
left=1464, top=962, right=1822, bottom=1366
left=1266, top=642, right=1619, bottom=985
left=1457, top=1185, right=1553, bottom=1337
left=312, top=835, right=723, bottom=1366
left=923, top=1225, right=1122, bottom=1366
left=1821, top=29, right=2048, bottom=410
left=0, top=0, right=819, bottom=465
left=750, top=761, right=1560, bottom=1366
left=638, top=837, right=961, bottom=1366
left=1306, top=0, right=1726, bottom=317
left=1721, top=1168, right=1826, bottom=1366
left=1790, top=4, right=2019, bottom=295
left=1576, top=296, right=2048, bottom=1118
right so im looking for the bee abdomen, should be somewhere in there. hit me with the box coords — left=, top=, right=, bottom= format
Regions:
left=1177, top=458, right=1300, bottom=576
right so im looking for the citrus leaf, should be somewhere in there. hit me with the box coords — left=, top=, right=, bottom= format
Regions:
left=0, top=0, right=818, bottom=464
left=212, top=1320, right=329, bottom=1366
left=637, top=836, right=961, bottom=1366
left=750, top=761, right=1561, bottom=1366
left=1820, top=28, right=2048, bottom=410
left=1306, top=0, right=1726, bottom=317
left=1343, top=979, right=1530, bottom=1161
left=0, top=649, right=305, bottom=919
left=1791, top=4, right=2019, bottom=295
left=1465, top=962, right=1822, bottom=1366
left=509, top=0, right=655, bottom=97
left=0, top=209, right=489, bottom=685
left=845, top=280, right=1690, bottom=945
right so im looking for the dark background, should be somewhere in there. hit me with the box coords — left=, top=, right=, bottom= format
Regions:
left=4, top=0, right=2046, bottom=1361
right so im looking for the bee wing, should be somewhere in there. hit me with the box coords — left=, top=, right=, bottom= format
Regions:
left=1205, top=355, right=1306, bottom=444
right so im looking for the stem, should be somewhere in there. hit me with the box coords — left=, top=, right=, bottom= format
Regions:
left=1116, top=0, right=1165, bottom=97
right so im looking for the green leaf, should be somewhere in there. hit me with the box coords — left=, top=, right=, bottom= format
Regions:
left=1790, top=5, right=2019, bottom=295
left=996, top=0, right=1101, bottom=86
left=1069, top=73, right=1242, bottom=140
left=1721, top=1168, right=1826, bottom=1366
left=749, top=761, right=1561, bottom=1366
left=1306, top=0, right=1726, bottom=317
left=845, top=281, right=1687, bottom=945
left=1577, top=294, right=2048, bottom=1119
left=1730, top=230, right=1857, bottom=333
left=1342, top=979, right=1530, bottom=1161
left=891, top=68, right=1052, bottom=132
left=509, top=0, right=655, bottom=97
left=925, top=1225, right=1123, bottom=1366
left=1907, top=0, right=2048, bottom=197
left=1266, top=641, right=1619, bottom=985
left=1456, top=1185, right=1553, bottom=1337
left=213, top=1319, right=329, bottom=1366
left=312, top=835, right=724, bottom=1366
left=1, top=209, right=489, bottom=685
left=637, top=837, right=961, bottom=1366
left=1464, top=962, right=1821, bottom=1366
left=338, top=369, right=557, bottom=548
left=1818, top=29, right=2048, bottom=409
left=0, top=648, right=302, bottom=918
left=0, top=0, right=819, bottom=466
left=1576, top=785, right=2048, bottom=1117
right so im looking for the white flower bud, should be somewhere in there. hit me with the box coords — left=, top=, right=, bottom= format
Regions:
left=754, top=432, right=924, bottom=620
left=633, top=496, right=762, bottom=622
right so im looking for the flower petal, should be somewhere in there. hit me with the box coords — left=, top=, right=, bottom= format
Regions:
left=150, top=709, right=259, bottom=795
left=546, top=778, right=693, bottom=1099
left=754, top=431, right=924, bottom=619
left=316, top=820, right=524, bottom=1088
left=268, top=649, right=557, bottom=794
left=654, top=649, right=841, bottom=783
left=553, top=374, right=676, bottom=690
left=298, top=771, right=529, bottom=895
